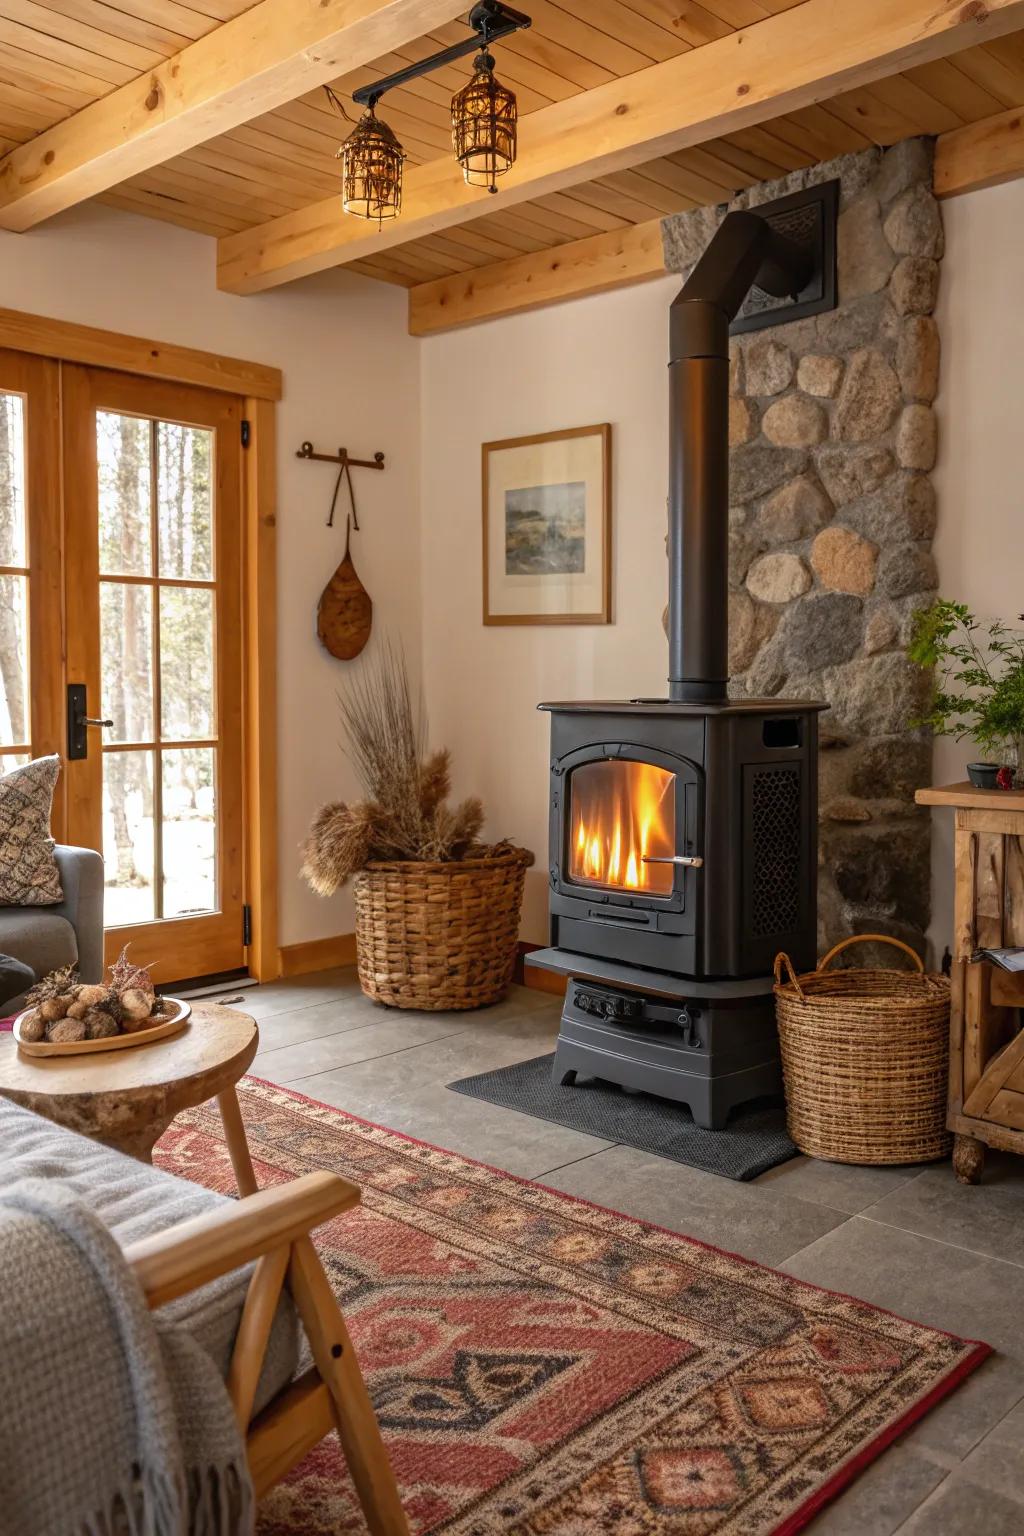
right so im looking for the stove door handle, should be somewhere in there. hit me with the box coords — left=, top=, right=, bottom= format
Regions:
left=641, top=854, right=704, bottom=868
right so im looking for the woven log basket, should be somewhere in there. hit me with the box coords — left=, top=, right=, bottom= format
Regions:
left=353, top=847, right=532, bottom=1011
left=773, top=935, right=951, bottom=1166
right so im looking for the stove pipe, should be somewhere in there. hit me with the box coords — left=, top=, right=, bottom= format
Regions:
left=668, top=212, right=812, bottom=704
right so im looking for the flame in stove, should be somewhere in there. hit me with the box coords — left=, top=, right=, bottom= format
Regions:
left=569, top=760, right=675, bottom=894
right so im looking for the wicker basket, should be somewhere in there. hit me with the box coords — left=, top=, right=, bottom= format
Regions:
left=773, top=935, right=951, bottom=1165
left=353, top=847, right=532, bottom=1011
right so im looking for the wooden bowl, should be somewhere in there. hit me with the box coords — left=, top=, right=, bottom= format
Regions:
left=13, top=998, right=192, bottom=1057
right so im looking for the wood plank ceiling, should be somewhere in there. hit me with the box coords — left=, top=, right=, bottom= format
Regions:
left=3, top=0, right=1024, bottom=288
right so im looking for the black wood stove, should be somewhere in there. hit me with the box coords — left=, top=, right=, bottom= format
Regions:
left=532, top=189, right=835, bottom=1128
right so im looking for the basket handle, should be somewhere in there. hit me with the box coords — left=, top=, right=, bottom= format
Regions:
left=816, top=933, right=925, bottom=976
left=773, top=951, right=806, bottom=999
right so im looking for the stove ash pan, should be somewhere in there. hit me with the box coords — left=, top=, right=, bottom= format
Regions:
left=542, top=699, right=823, bottom=982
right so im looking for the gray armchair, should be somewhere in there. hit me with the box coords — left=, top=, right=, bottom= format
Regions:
left=0, top=845, right=104, bottom=1008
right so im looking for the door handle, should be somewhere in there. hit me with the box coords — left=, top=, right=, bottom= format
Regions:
left=641, top=855, right=704, bottom=868
left=66, top=684, right=112, bottom=760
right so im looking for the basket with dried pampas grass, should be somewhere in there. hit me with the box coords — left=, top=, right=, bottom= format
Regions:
left=302, top=642, right=533, bottom=1010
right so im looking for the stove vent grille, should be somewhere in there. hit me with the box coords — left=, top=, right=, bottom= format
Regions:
left=748, top=766, right=802, bottom=938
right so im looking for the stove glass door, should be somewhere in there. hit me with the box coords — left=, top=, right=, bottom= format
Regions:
left=567, top=759, right=676, bottom=896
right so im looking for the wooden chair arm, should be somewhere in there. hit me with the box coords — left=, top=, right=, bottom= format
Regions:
left=124, top=1171, right=359, bottom=1308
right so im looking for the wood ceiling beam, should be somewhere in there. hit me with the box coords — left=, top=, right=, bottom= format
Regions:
left=217, top=0, right=1024, bottom=295
left=408, top=218, right=668, bottom=335
left=0, top=0, right=468, bottom=231
left=410, top=100, right=1024, bottom=335
left=934, top=102, right=1024, bottom=196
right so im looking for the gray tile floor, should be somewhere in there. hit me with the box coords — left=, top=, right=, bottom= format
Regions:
left=231, top=967, right=1024, bottom=1534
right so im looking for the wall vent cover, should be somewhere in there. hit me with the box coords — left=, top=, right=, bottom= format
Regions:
left=732, top=179, right=839, bottom=335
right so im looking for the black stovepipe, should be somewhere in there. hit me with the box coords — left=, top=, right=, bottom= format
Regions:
left=667, top=212, right=812, bottom=704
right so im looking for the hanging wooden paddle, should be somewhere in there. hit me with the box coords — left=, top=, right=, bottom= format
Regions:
left=317, top=459, right=372, bottom=660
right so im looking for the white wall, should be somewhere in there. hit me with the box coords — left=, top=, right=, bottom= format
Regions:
left=930, top=179, right=1024, bottom=955
left=419, top=277, right=678, bottom=939
left=0, top=203, right=421, bottom=947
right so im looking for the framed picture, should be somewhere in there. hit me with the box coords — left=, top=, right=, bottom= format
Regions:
left=482, top=423, right=611, bottom=625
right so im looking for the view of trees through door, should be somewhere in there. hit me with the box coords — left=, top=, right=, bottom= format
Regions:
left=97, top=410, right=217, bottom=925
left=0, top=389, right=30, bottom=769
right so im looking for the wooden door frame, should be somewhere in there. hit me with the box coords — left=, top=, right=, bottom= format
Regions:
left=0, top=349, right=65, bottom=829
left=2, top=308, right=280, bottom=981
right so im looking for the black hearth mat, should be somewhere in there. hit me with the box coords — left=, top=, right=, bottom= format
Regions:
left=447, top=1054, right=797, bottom=1182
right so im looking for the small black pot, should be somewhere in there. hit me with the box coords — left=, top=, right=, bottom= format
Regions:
left=967, top=762, right=1000, bottom=789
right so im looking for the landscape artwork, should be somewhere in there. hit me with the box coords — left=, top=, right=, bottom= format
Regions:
left=483, top=424, right=611, bottom=625
left=504, top=481, right=586, bottom=576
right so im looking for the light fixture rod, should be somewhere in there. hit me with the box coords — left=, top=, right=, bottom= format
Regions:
left=352, top=1, right=531, bottom=107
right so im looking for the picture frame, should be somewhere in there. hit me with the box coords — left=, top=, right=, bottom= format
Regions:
left=482, top=423, right=611, bottom=626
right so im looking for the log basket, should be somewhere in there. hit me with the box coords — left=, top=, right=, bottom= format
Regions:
left=773, top=934, right=951, bottom=1165
left=353, top=846, right=533, bottom=1011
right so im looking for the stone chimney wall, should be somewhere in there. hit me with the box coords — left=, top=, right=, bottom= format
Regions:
left=661, top=138, right=942, bottom=957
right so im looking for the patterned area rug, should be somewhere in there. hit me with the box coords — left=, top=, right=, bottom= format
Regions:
left=155, top=1079, right=989, bottom=1536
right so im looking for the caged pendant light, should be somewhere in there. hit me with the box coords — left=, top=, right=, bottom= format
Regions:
left=335, top=1, right=530, bottom=223
left=451, top=47, right=517, bottom=193
left=339, top=104, right=404, bottom=228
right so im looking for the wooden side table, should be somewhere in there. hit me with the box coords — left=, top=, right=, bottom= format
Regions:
left=0, top=1003, right=260, bottom=1192
left=917, top=782, right=1024, bottom=1183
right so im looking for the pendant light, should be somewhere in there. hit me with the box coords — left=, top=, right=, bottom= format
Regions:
left=338, top=103, right=404, bottom=227
left=333, top=4, right=530, bottom=223
left=451, top=47, right=518, bottom=193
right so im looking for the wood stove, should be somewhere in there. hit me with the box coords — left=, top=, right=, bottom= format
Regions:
left=532, top=187, right=835, bottom=1128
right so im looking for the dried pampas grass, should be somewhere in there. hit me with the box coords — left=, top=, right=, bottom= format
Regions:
left=302, top=642, right=525, bottom=896
left=302, top=801, right=376, bottom=895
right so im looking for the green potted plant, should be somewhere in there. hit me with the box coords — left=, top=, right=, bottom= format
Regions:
left=908, top=599, right=1024, bottom=789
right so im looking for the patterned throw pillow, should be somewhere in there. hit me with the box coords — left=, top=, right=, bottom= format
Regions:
left=0, top=756, right=63, bottom=906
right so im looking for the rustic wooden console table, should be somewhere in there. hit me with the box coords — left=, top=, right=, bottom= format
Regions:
left=917, top=782, right=1024, bottom=1183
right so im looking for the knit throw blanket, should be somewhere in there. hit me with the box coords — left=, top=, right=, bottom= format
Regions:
left=0, top=1178, right=254, bottom=1536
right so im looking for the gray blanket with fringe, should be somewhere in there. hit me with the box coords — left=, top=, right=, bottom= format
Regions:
left=0, top=1178, right=254, bottom=1536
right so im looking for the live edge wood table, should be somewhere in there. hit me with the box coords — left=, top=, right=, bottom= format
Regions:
left=917, top=782, right=1024, bottom=1184
left=0, top=1003, right=259, bottom=1188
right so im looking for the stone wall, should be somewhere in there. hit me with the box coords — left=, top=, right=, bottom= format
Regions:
left=662, top=140, right=942, bottom=957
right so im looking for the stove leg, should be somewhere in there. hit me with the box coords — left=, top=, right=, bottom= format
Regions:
left=557, top=1068, right=578, bottom=1087
left=692, top=1105, right=729, bottom=1131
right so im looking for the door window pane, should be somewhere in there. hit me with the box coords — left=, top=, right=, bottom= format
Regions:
left=160, top=586, right=213, bottom=739
left=0, top=392, right=26, bottom=567
left=157, top=423, right=213, bottom=579
left=97, top=411, right=152, bottom=576
left=568, top=760, right=676, bottom=896
left=0, top=575, right=28, bottom=746
left=103, top=750, right=155, bottom=925
left=101, top=581, right=153, bottom=742
left=162, top=747, right=216, bottom=916
left=88, top=403, right=228, bottom=936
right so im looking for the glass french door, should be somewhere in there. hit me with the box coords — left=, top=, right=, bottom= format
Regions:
left=62, top=366, right=244, bottom=979
left=0, top=349, right=64, bottom=812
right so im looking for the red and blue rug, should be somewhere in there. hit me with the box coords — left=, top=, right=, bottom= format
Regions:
left=156, top=1078, right=989, bottom=1535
